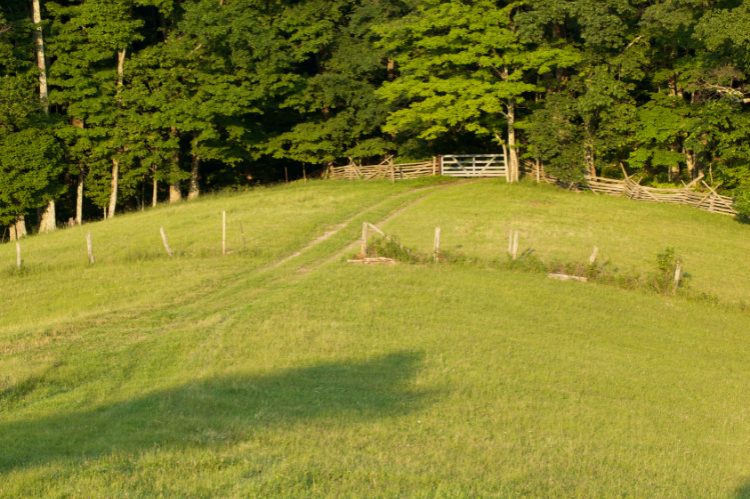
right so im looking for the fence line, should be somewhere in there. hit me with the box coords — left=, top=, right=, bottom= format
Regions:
left=525, top=161, right=738, bottom=216
left=323, top=154, right=738, bottom=217
left=326, top=156, right=437, bottom=180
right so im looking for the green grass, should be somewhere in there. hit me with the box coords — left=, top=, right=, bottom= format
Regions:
left=379, top=178, right=750, bottom=304
left=2, top=178, right=750, bottom=498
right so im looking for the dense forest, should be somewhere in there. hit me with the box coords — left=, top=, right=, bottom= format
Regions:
left=2, top=0, right=750, bottom=235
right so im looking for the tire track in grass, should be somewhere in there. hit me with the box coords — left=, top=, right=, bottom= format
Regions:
left=264, top=181, right=455, bottom=271
left=313, top=178, right=490, bottom=270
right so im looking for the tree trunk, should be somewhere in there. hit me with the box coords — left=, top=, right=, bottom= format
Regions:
left=9, top=223, right=17, bottom=241
left=188, top=154, right=200, bottom=200
left=33, top=0, right=55, bottom=231
left=387, top=59, right=397, bottom=81
left=14, top=216, right=27, bottom=239
left=108, top=158, right=119, bottom=218
left=152, top=177, right=158, bottom=207
left=108, top=48, right=126, bottom=219
left=507, top=99, right=519, bottom=182
left=76, top=171, right=83, bottom=225
left=39, top=200, right=55, bottom=233
left=683, top=148, right=696, bottom=180
left=32, top=0, right=48, bottom=114
left=169, top=127, right=182, bottom=203
left=170, top=182, right=182, bottom=203
left=584, top=123, right=596, bottom=176
left=116, top=48, right=126, bottom=93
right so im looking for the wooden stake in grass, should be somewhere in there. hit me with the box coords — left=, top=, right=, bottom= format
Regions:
left=16, top=242, right=21, bottom=269
left=512, top=230, right=519, bottom=260
left=160, top=226, right=173, bottom=258
left=508, top=230, right=513, bottom=258
left=589, top=246, right=599, bottom=265
left=222, top=210, right=226, bottom=256
left=672, top=260, right=681, bottom=295
left=86, top=232, right=95, bottom=264
left=239, top=218, right=246, bottom=250
left=434, top=227, right=441, bottom=262
left=361, top=221, right=368, bottom=257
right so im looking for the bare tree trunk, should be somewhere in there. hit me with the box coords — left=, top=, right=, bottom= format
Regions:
left=32, top=0, right=48, bottom=114
left=72, top=118, right=85, bottom=225
left=14, top=216, right=27, bottom=239
left=116, top=48, right=126, bottom=87
left=584, top=123, right=596, bottom=176
left=169, top=127, right=182, bottom=203
left=108, top=158, right=119, bottom=218
left=152, top=177, right=158, bottom=207
left=683, top=148, right=696, bottom=180
left=188, top=154, right=200, bottom=200
left=108, top=48, right=126, bottom=219
left=507, top=99, right=519, bottom=182
left=170, top=181, right=182, bottom=203
left=33, top=0, right=57, bottom=231
left=387, top=59, right=397, bottom=81
left=76, top=171, right=83, bottom=225
left=38, top=200, right=55, bottom=233
left=9, top=223, right=17, bottom=241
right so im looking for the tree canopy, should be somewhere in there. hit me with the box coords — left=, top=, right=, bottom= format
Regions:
left=3, top=0, right=750, bottom=230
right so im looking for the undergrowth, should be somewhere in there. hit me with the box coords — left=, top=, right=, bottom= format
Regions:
left=364, top=237, right=727, bottom=308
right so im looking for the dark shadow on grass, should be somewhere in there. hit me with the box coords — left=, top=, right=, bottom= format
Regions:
left=735, top=477, right=750, bottom=498
left=1, top=351, right=433, bottom=472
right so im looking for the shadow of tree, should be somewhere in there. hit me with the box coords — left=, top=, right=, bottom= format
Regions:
left=1, top=351, right=433, bottom=472
left=735, top=477, right=750, bottom=498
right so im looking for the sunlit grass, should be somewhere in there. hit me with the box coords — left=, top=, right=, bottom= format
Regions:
left=381, top=178, right=750, bottom=304
left=2, top=178, right=750, bottom=498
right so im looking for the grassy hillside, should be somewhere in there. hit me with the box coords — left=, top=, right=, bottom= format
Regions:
left=2, top=178, right=750, bottom=498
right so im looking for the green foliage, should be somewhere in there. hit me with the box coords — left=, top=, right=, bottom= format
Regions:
left=5, top=0, right=750, bottom=225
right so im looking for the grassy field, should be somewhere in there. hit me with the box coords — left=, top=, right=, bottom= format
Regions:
left=2, top=178, right=750, bottom=498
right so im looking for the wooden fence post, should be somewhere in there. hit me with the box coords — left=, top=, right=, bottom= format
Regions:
left=160, top=227, right=173, bottom=258
left=222, top=211, right=226, bottom=256
left=508, top=230, right=513, bottom=258
left=86, top=232, right=95, bottom=264
left=239, top=218, right=246, bottom=250
left=672, top=260, right=681, bottom=295
left=512, top=231, right=519, bottom=260
left=589, top=246, right=598, bottom=265
left=434, top=227, right=441, bottom=262
left=16, top=242, right=21, bottom=269
left=361, top=222, right=368, bottom=256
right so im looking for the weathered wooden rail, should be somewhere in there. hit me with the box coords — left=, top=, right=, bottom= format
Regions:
left=325, top=156, right=438, bottom=180
left=526, top=161, right=738, bottom=216
left=440, top=154, right=507, bottom=178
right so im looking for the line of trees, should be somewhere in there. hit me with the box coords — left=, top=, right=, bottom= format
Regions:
left=3, top=0, right=750, bottom=237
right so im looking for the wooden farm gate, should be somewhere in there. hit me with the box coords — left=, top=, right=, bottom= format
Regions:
left=440, top=154, right=507, bottom=178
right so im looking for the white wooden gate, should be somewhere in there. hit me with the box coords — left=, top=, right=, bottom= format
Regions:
left=440, top=154, right=507, bottom=178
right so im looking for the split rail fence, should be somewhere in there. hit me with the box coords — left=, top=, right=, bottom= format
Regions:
left=324, top=153, right=738, bottom=217
left=326, top=156, right=438, bottom=180
left=526, top=161, right=738, bottom=216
